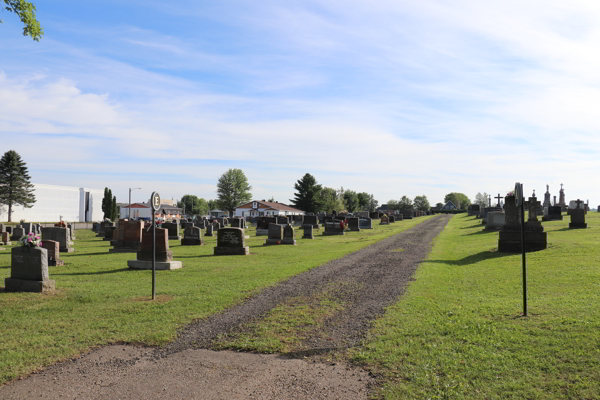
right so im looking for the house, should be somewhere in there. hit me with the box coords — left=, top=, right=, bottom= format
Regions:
left=234, top=200, right=305, bottom=218
left=440, top=201, right=458, bottom=210
left=120, top=203, right=182, bottom=220
left=210, top=209, right=228, bottom=218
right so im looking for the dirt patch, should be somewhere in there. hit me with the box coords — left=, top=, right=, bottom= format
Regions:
left=0, top=215, right=451, bottom=400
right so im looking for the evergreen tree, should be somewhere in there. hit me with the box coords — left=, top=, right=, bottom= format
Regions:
left=216, top=168, right=252, bottom=215
left=102, top=188, right=113, bottom=219
left=343, top=190, right=359, bottom=212
left=0, top=150, right=36, bottom=222
left=290, top=173, right=323, bottom=213
left=111, top=196, right=118, bottom=221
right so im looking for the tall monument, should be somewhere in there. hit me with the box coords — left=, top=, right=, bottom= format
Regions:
left=558, top=183, right=567, bottom=210
left=543, top=185, right=551, bottom=209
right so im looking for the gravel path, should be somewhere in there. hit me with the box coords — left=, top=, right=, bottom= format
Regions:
left=0, top=214, right=451, bottom=400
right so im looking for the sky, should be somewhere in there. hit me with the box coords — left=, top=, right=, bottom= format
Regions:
left=1, top=1, right=599, bottom=208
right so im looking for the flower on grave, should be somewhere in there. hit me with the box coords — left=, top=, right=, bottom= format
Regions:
left=506, top=191, right=514, bottom=196
left=103, top=218, right=112, bottom=223
left=20, top=232, right=42, bottom=248
left=55, top=221, right=67, bottom=228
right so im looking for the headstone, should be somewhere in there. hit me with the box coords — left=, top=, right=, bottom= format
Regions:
left=195, top=220, right=206, bottom=229
left=181, top=222, right=194, bottom=230
left=388, top=215, right=396, bottom=223
left=230, top=218, right=246, bottom=229
left=128, top=227, right=182, bottom=270
left=42, top=240, right=64, bottom=266
left=481, top=207, right=503, bottom=225
left=282, top=224, right=296, bottom=245
left=103, top=226, right=117, bottom=241
left=369, top=211, right=379, bottom=219
left=358, top=218, right=373, bottom=229
left=303, top=225, right=314, bottom=239
left=67, top=223, right=76, bottom=240
left=2, top=231, right=12, bottom=245
left=380, top=215, right=389, bottom=225
left=35, top=223, right=42, bottom=235
left=292, top=215, right=304, bottom=226
left=484, top=211, right=505, bottom=231
left=558, top=183, right=567, bottom=210
left=468, top=204, right=481, bottom=216
left=21, top=222, right=33, bottom=234
left=543, top=185, right=551, bottom=209
left=162, top=221, right=181, bottom=240
left=5, top=226, right=12, bottom=234
left=41, top=227, right=74, bottom=253
left=256, top=217, right=277, bottom=236
left=569, top=199, right=587, bottom=229
left=5, top=246, right=55, bottom=292
left=399, top=210, right=413, bottom=219
left=276, top=216, right=289, bottom=225
left=96, top=222, right=115, bottom=237
left=182, top=226, right=204, bottom=245
left=92, top=222, right=99, bottom=233
left=265, top=223, right=284, bottom=245
left=110, top=220, right=144, bottom=253
left=205, top=224, right=214, bottom=237
left=542, top=206, right=563, bottom=221
left=11, top=227, right=25, bottom=241
left=302, top=215, right=320, bottom=229
left=498, top=195, right=547, bottom=252
left=323, top=220, right=345, bottom=236
left=347, top=217, right=361, bottom=231
left=214, top=227, right=249, bottom=255
left=0, top=223, right=4, bottom=233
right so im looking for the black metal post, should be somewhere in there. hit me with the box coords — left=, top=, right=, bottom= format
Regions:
left=152, top=211, right=156, bottom=300
left=520, top=196, right=527, bottom=316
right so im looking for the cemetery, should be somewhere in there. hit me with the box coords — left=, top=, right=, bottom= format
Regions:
left=0, top=202, right=599, bottom=399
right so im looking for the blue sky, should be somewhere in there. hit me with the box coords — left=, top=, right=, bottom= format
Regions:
left=1, top=1, right=599, bottom=207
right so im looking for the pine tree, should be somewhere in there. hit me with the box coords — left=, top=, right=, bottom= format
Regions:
left=290, top=173, right=323, bottom=213
left=111, top=196, right=118, bottom=221
left=0, top=150, right=36, bottom=222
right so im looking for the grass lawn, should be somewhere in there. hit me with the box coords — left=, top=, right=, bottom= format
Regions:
left=0, top=216, right=432, bottom=385
left=355, top=212, right=600, bottom=399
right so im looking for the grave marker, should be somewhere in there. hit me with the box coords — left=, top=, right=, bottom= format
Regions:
left=182, top=227, right=204, bottom=245
left=5, top=246, right=55, bottom=292
left=214, top=227, right=249, bottom=255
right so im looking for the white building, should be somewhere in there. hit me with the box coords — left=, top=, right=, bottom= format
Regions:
left=119, top=203, right=183, bottom=220
left=234, top=200, right=305, bottom=217
left=0, top=183, right=104, bottom=222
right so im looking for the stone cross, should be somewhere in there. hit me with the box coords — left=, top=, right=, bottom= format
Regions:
left=525, top=197, right=541, bottom=221
left=575, top=199, right=583, bottom=209
left=495, top=193, right=503, bottom=207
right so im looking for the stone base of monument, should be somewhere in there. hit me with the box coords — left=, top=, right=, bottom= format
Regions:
left=168, top=235, right=182, bottom=240
left=569, top=222, right=587, bottom=229
left=4, top=277, right=56, bottom=292
left=127, top=260, right=183, bottom=270
left=498, top=230, right=548, bottom=252
left=3, top=241, right=12, bottom=246
left=48, top=259, right=65, bottom=266
left=256, top=229, right=269, bottom=236
left=59, top=247, right=75, bottom=253
left=181, top=238, right=203, bottom=245
left=214, top=246, right=250, bottom=256
left=542, top=216, right=563, bottom=221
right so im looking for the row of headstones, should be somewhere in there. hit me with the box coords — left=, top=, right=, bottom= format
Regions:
left=0, top=222, right=74, bottom=242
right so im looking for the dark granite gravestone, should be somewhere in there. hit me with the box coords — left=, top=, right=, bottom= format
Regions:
left=21, top=223, right=33, bottom=234
left=303, top=215, right=320, bottom=229
left=110, top=220, right=144, bottom=253
left=42, top=240, right=64, bottom=266
left=67, top=223, right=76, bottom=240
left=292, top=215, right=304, bottom=226
left=41, top=227, right=74, bottom=253
left=359, top=218, right=373, bottom=229
left=205, top=224, right=214, bottom=236
left=0, top=223, right=4, bottom=233
left=498, top=195, right=547, bottom=252
left=369, top=212, right=379, bottom=219
left=5, top=246, right=55, bottom=292
left=216, top=217, right=228, bottom=228
left=214, top=228, right=249, bottom=255
left=195, top=220, right=206, bottom=229
left=230, top=218, right=246, bottom=229
left=542, top=206, right=563, bottom=221
left=569, top=199, right=587, bottom=229
left=256, top=217, right=277, bottom=236
left=265, top=223, right=284, bottom=245
left=5, top=226, right=12, bottom=234
left=282, top=224, right=296, bottom=245
left=380, top=215, right=389, bottom=225
left=128, top=228, right=182, bottom=270
left=303, top=225, right=314, bottom=239
left=481, top=207, right=503, bottom=225
left=276, top=216, right=289, bottom=225
left=323, top=221, right=345, bottom=236
left=347, top=217, right=360, bottom=231
left=181, top=222, right=194, bottom=230
left=96, top=222, right=115, bottom=238
left=2, top=231, right=12, bottom=246
left=182, top=227, right=203, bottom=245
left=104, top=226, right=117, bottom=241
left=399, top=210, right=413, bottom=219
left=388, top=215, right=396, bottom=223
left=11, top=227, right=25, bottom=241
left=467, top=205, right=480, bottom=216
left=162, top=222, right=181, bottom=240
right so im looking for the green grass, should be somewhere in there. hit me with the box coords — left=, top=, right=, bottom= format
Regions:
left=354, top=212, right=600, bottom=399
left=0, top=216, right=432, bottom=384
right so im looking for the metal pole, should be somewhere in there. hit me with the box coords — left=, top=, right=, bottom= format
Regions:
left=152, top=210, right=156, bottom=300
left=129, top=188, right=131, bottom=219
left=520, top=191, right=527, bottom=317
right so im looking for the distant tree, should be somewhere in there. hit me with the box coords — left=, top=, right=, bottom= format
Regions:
left=413, top=195, right=430, bottom=212
left=1, top=0, right=43, bottom=41
left=268, top=196, right=275, bottom=202
left=290, top=173, right=322, bottom=213
left=474, top=192, right=490, bottom=208
left=177, top=195, right=209, bottom=217
left=435, top=202, right=444, bottom=209
left=343, top=190, right=359, bottom=212
left=216, top=168, right=252, bottom=215
left=111, top=196, right=118, bottom=221
left=0, top=150, right=35, bottom=222
left=444, top=192, right=471, bottom=209
left=207, top=199, right=218, bottom=212
left=357, top=192, right=378, bottom=212
left=386, top=199, right=399, bottom=211
left=102, top=188, right=113, bottom=219
left=319, top=187, right=344, bottom=213
left=397, top=195, right=413, bottom=210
